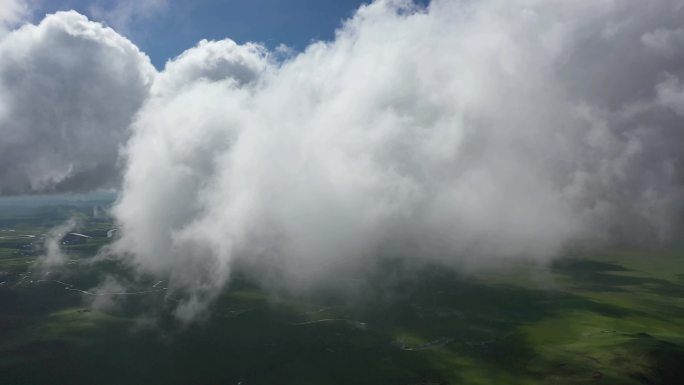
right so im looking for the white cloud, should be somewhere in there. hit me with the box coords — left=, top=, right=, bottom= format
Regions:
left=108, top=0, right=684, bottom=320
left=153, top=39, right=270, bottom=96
left=0, top=11, right=155, bottom=194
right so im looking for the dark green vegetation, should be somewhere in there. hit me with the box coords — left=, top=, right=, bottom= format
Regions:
left=1, top=196, right=683, bottom=385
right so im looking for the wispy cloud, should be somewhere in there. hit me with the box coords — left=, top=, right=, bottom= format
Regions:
left=88, top=0, right=167, bottom=34
left=38, top=218, right=78, bottom=269
left=0, top=0, right=27, bottom=36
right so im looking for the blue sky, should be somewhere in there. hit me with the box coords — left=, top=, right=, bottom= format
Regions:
left=28, top=0, right=377, bottom=69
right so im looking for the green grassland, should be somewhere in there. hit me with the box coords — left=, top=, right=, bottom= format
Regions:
left=1, top=199, right=683, bottom=384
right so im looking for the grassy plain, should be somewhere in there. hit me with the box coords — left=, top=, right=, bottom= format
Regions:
left=0, top=196, right=683, bottom=384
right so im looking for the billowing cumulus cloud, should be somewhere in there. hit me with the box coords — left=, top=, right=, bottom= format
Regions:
left=0, top=11, right=154, bottom=194
left=103, top=0, right=684, bottom=321
left=0, top=0, right=682, bottom=321
left=152, top=39, right=270, bottom=96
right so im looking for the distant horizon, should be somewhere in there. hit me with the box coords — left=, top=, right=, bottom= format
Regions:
left=0, top=191, right=117, bottom=206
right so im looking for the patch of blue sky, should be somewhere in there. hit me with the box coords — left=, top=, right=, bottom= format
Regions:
left=27, top=0, right=434, bottom=68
